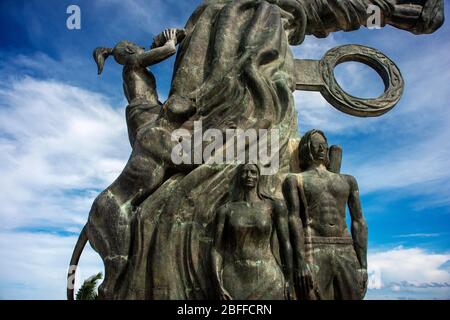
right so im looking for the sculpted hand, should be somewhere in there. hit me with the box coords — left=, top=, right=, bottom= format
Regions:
left=389, top=0, right=444, bottom=34
left=218, top=286, right=232, bottom=300
left=295, top=263, right=315, bottom=299
left=357, top=268, right=368, bottom=298
left=284, top=281, right=296, bottom=300
left=163, top=28, right=178, bottom=45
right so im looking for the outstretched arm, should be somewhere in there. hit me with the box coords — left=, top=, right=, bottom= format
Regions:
left=138, top=29, right=177, bottom=67
left=300, top=0, right=444, bottom=38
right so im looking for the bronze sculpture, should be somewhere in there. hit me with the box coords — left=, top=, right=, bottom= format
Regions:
left=211, top=164, right=295, bottom=300
left=93, top=29, right=183, bottom=146
left=67, top=0, right=444, bottom=300
left=283, top=130, right=368, bottom=299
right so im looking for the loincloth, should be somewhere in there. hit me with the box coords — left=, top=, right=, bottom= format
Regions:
left=305, top=236, right=353, bottom=245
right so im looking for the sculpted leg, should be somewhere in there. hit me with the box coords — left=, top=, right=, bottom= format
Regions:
left=332, top=246, right=362, bottom=300
left=87, top=144, right=167, bottom=299
left=308, top=246, right=334, bottom=300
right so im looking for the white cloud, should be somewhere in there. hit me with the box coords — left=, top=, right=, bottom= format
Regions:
left=366, top=246, right=450, bottom=299
left=0, top=77, right=129, bottom=230
left=291, top=34, right=339, bottom=59
left=292, top=29, right=450, bottom=201
left=393, top=233, right=442, bottom=238
left=0, top=77, right=128, bottom=299
left=0, top=231, right=103, bottom=300
left=93, top=0, right=191, bottom=36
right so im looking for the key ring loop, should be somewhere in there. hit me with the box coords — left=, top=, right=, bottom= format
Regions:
left=319, top=44, right=404, bottom=117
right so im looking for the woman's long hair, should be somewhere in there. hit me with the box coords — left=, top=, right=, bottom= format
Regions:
left=227, top=163, right=274, bottom=202
left=223, top=163, right=285, bottom=284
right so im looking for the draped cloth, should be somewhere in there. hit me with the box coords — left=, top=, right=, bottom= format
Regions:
left=110, top=0, right=444, bottom=299
left=114, top=0, right=301, bottom=299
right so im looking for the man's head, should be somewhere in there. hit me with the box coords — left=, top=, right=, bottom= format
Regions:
left=299, top=129, right=329, bottom=170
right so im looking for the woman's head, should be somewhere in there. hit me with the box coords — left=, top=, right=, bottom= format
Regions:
left=229, top=163, right=272, bottom=202
left=239, top=163, right=260, bottom=190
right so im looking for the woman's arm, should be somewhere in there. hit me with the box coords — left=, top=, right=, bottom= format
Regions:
left=210, top=206, right=232, bottom=300
left=273, top=199, right=295, bottom=299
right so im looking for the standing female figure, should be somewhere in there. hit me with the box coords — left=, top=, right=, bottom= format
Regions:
left=211, top=164, right=295, bottom=300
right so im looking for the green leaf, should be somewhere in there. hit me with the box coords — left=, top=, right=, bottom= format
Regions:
left=75, top=272, right=103, bottom=300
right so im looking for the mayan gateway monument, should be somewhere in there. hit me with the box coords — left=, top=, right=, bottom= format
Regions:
left=66, top=0, right=445, bottom=300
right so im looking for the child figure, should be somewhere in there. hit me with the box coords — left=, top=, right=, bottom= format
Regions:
left=93, top=28, right=185, bottom=146
left=72, top=28, right=188, bottom=299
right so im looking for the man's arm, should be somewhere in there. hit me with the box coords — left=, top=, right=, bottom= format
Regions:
left=300, top=0, right=444, bottom=38
left=282, top=175, right=314, bottom=299
left=282, top=175, right=305, bottom=267
left=273, top=199, right=295, bottom=298
left=345, top=175, right=368, bottom=270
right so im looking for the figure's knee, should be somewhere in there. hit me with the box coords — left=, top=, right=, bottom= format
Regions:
left=163, top=94, right=196, bottom=122
left=90, top=190, right=120, bottom=220
left=97, top=256, right=129, bottom=300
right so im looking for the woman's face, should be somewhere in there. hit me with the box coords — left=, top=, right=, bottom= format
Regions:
left=240, top=164, right=259, bottom=189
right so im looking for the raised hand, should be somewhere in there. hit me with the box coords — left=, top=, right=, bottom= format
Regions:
left=163, top=28, right=178, bottom=44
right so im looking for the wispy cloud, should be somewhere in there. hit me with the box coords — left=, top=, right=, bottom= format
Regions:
left=0, top=77, right=129, bottom=230
left=0, top=0, right=449, bottom=300
left=293, top=25, right=450, bottom=210
left=393, top=233, right=442, bottom=238
left=93, top=0, right=193, bottom=36
left=367, top=246, right=450, bottom=299
left=0, top=76, right=129, bottom=299
left=0, top=231, right=103, bottom=299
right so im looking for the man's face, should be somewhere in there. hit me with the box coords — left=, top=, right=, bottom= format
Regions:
left=240, top=164, right=259, bottom=189
left=310, top=133, right=328, bottom=163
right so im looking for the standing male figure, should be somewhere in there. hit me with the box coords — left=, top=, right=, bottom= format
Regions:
left=282, top=129, right=368, bottom=300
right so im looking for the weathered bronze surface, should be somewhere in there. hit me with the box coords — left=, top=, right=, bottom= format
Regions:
left=211, top=164, right=295, bottom=300
left=283, top=130, right=368, bottom=299
left=295, top=45, right=404, bottom=117
left=67, top=0, right=444, bottom=300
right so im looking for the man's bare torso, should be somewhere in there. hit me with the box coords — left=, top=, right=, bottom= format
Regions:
left=296, top=168, right=353, bottom=238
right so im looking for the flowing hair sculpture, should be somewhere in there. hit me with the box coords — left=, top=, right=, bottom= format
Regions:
left=93, top=47, right=113, bottom=75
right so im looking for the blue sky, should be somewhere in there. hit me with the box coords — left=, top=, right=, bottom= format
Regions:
left=0, top=0, right=449, bottom=300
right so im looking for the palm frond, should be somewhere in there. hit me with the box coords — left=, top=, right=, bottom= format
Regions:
left=75, top=272, right=103, bottom=300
